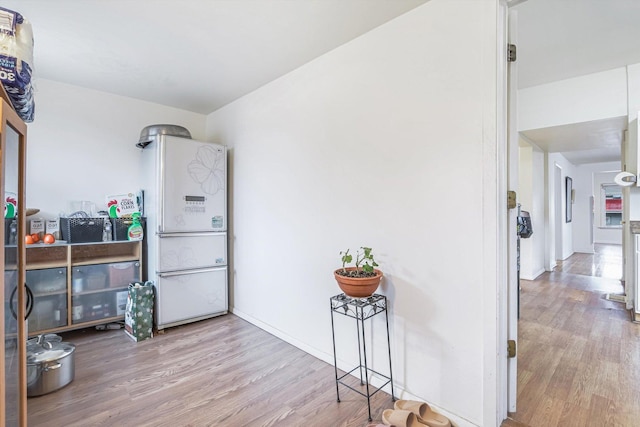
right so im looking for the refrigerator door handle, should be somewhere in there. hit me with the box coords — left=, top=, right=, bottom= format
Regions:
left=158, top=232, right=226, bottom=238
left=158, top=266, right=227, bottom=278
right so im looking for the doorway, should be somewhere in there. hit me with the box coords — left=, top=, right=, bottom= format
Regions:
left=502, top=1, right=639, bottom=425
left=509, top=244, right=632, bottom=426
left=512, top=139, right=628, bottom=427
left=554, top=164, right=563, bottom=263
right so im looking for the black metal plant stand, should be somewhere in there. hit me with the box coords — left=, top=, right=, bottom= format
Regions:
left=330, top=293, right=395, bottom=421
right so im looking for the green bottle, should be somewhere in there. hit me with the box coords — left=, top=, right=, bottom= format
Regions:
left=127, top=212, right=144, bottom=241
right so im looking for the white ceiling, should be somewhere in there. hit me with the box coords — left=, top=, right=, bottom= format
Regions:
left=520, top=116, right=627, bottom=164
left=1, top=0, right=427, bottom=114
left=514, top=0, right=640, bottom=90
left=513, top=0, right=640, bottom=165
left=3, top=0, right=640, bottom=165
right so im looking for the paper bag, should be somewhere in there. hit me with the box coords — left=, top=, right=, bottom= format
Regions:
left=124, top=281, right=154, bottom=342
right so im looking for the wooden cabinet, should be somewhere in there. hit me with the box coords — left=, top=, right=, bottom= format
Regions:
left=25, top=240, right=142, bottom=336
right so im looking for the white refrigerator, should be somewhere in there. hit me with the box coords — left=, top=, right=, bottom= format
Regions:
left=139, top=130, right=227, bottom=330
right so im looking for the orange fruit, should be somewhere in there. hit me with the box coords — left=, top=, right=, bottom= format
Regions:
left=43, top=233, right=55, bottom=244
left=25, top=235, right=34, bottom=244
left=30, top=233, right=40, bottom=242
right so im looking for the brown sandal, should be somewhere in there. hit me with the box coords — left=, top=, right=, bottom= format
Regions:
left=393, top=400, right=451, bottom=427
left=382, top=409, right=422, bottom=427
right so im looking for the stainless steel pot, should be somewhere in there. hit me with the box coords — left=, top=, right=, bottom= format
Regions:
left=136, top=124, right=192, bottom=148
left=26, top=335, right=76, bottom=397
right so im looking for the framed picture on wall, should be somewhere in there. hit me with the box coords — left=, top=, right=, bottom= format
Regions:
left=566, top=176, right=573, bottom=223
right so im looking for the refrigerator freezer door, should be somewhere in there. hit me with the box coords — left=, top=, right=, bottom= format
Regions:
left=155, top=267, right=227, bottom=328
left=157, top=233, right=227, bottom=272
left=160, top=136, right=226, bottom=233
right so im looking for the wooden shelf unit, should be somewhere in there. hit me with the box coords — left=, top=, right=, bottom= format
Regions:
left=21, top=240, right=142, bottom=337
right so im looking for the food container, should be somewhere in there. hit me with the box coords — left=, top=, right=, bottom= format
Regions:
left=26, top=334, right=76, bottom=397
left=29, top=218, right=44, bottom=239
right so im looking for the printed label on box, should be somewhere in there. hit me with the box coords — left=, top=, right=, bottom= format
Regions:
left=30, top=219, right=44, bottom=236
left=106, top=193, right=140, bottom=218
left=45, top=219, right=59, bottom=236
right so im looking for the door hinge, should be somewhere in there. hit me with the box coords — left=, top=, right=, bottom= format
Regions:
left=507, top=44, right=517, bottom=62
left=507, top=340, right=517, bottom=358
left=507, top=191, right=517, bottom=209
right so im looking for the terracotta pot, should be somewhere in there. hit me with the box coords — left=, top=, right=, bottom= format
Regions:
left=334, top=267, right=383, bottom=298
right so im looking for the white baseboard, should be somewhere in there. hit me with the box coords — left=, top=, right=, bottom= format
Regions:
left=573, top=247, right=595, bottom=254
left=520, top=268, right=545, bottom=281
left=560, top=251, right=574, bottom=261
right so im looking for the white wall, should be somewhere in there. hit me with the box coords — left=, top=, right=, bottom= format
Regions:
left=518, top=67, right=628, bottom=131
left=573, top=163, right=622, bottom=251
left=547, top=153, right=575, bottom=262
left=23, top=79, right=206, bottom=219
left=206, top=1, right=499, bottom=426
left=518, top=141, right=545, bottom=279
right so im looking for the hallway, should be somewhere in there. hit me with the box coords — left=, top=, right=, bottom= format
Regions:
left=553, top=243, right=623, bottom=280
left=508, top=244, right=640, bottom=426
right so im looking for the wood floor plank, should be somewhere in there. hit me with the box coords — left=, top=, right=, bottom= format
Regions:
left=543, top=363, right=576, bottom=401
left=565, top=361, right=597, bottom=409
left=556, top=401, right=591, bottom=427
left=502, top=417, right=530, bottom=427
left=527, top=395, right=564, bottom=427
left=587, top=395, right=620, bottom=427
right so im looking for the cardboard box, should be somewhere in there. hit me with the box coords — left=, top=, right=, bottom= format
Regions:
left=45, top=219, right=60, bottom=239
left=108, top=262, right=139, bottom=288
left=30, top=218, right=44, bottom=238
left=106, top=193, right=140, bottom=218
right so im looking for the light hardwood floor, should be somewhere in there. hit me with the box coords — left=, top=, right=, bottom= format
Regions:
left=553, top=243, right=623, bottom=280
left=507, top=243, right=640, bottom=427
left=27, top=314, right=395, bottom=426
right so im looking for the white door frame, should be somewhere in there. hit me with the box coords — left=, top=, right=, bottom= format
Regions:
left=621, top=129, right=634, bottom=310
left=506, top=5, right=519, bottom=415
left=496, top=0, right=518, bottom=423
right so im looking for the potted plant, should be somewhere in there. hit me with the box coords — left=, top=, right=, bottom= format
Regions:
left=334, top=247, right=383, bottom=298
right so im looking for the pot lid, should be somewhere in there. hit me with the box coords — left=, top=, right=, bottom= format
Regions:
left=137, top=124, right=191, bottom=148
left=27, top=339, right=75, bottom=363
left=27, top=333, right=61, bottom=345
